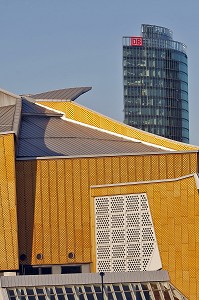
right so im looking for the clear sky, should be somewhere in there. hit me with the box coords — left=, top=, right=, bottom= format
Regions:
left=0, top=0, right=199, bottom=145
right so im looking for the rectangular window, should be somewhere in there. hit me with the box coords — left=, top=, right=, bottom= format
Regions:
left=61, top=266, right=81, bottom=274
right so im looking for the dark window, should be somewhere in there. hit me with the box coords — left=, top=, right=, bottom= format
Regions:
left=41, top=267, right=52, bottom=274
left=20, top=265, right=52, bottom=275
left=24, top=266, right=39, bottom=275
left=61, top=266, right=81, bottom=274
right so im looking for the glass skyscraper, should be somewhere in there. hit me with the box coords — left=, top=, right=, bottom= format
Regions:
left=123, top=24, right=189, bottom=143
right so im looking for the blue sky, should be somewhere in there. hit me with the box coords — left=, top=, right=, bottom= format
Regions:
left=0, top=0, right=199, bottom=144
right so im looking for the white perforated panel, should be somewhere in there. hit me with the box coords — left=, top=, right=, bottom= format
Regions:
left=94, top=193, right=162, bottom=272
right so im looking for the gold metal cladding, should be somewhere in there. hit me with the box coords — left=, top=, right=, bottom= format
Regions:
left=0, top=134, right=18, bottom=270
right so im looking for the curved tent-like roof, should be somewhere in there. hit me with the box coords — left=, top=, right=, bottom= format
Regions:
left=17, top=102, right=167, bottom=158
left=24, top=87, right=92, bottom=101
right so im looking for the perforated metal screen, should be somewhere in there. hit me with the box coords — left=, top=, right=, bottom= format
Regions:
left=94, top=193, right=162, bottom=272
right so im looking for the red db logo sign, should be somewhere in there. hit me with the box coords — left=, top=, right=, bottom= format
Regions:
left=130, top=37, right=143, bottom=46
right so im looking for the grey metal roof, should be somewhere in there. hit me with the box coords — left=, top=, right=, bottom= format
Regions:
left=0, top=99, right=22, bottom=138
left=25, top=87, right=92, bottom=101
left=16, top=105, right=165, bottom=157
left=0, top=105, right=16, bottom=132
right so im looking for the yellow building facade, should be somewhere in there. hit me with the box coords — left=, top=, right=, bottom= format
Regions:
left=0, top=133, right=18, bottom=270
left=90, top=174, right=199, bottom=300
left=0, top=87, right=199, bottom=299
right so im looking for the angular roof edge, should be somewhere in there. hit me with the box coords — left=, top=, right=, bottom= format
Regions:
left=37, top=101, right=199, bottom=151
left=22, top=87, right=92, bottom=101
left=15, top=150, right=198, bottom=161
left=91, top=172, right=199, bottom=189
left=13, top=98, right=22, bottom=139
left=0, top=87, right=20, bottom=99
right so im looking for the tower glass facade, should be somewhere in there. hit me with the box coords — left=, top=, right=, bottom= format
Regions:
left=123, top=24, right=189, bottom=143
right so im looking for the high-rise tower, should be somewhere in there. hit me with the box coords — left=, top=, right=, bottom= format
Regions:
left=123, top=24, right=189, bottom=143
